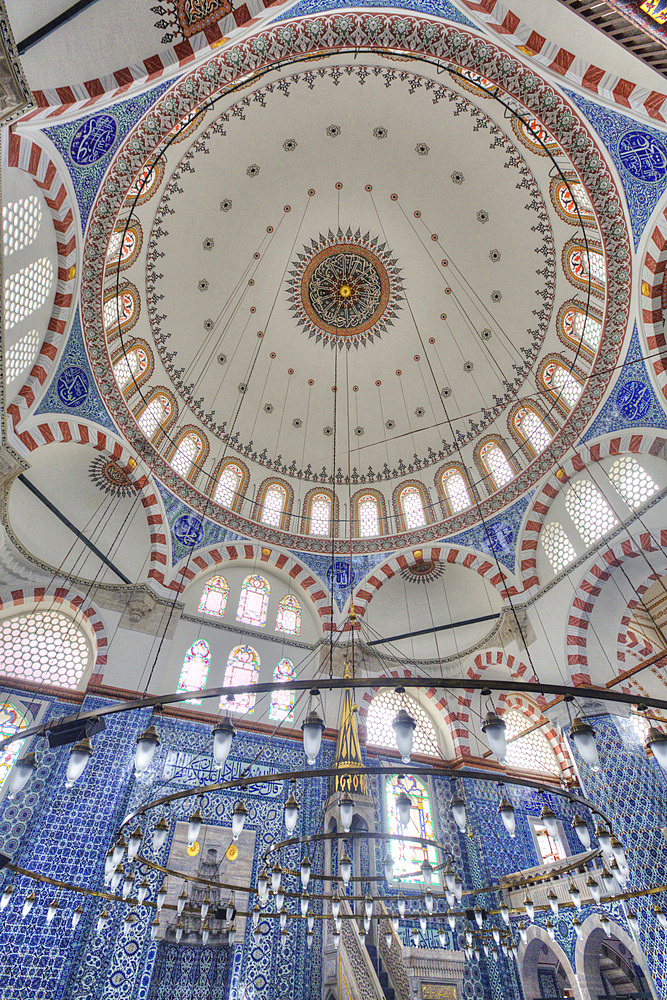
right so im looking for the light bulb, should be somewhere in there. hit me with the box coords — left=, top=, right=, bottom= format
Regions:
left=499, top=902, right=509, bottom=925
left=307, top=909, right=315, bottom=932
left=66, top=737, right=93, bottom=787
left=96, top=909, right=109, bottom=934
left=540, top=805, right=558, bottom=840
left=71, top=905, right=83, bottom=930
left=392, top=708, right=416, bottom=763
left=127, top=826, right=143, bottom=861
left=300, top=856, right=312, bottom=890
left=0, top=885, right=13, bottom=910
left=152, top=816, right=169, bottom=852
left=271, top=865, right=282, bottom=893
left=232, top=800, right=248, bottom=841
left=212, top=717, right=235, bottom=767
left=384, top=854, right=395, bottom=882
left=137, top=880, right=149, bottom=904
left=421, top=860, right=434, bottom=886
left=301, top=708, right=325, bottom=764
left=587, top=876, right=601, bottom=904
left=135, top=725, right=160, bottom=773
left=572, top=814, right=591, bottom=850
left=21, top=891, right=35, bottom=918
left=397, top=894, right=406, bottom=918
left=569, top=716, right=599, bottom=766
left=481, top=710, right=506, bottom=762
left=284, top=793, right=299, bottom=835
left=447, top=911, right=456, bottom=932
left=396, top=790, right=412, bottom=828
left=177, top=888, right=187, bottom=916
left=340, top=853, right=352, bottom=886
left=425, top=891, right=434, bottom=915
left=202, top=922, right=209, bottom=945
left=188, top=808, right=203, bottom=847
left=339, top=792, right=354, bottom=833
left=646, top=726, right=667, bottom=770
left=156, top=887, right=167, bottom=910
left=438, top=927, right=447, bottom=948
left=498, top=797, right=515, bottom=838
left=451, top=793, right=467, bottom=833
left=9, top=753, right=36, bottom=796
left=474, top=906, right=483, bottom=928
left=548, top=890, right=559, bottom=916
left=46, top=899, right=58, bottom=925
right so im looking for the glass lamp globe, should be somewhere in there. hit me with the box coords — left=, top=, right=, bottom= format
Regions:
left=257, top=869, right=269, bottom=901
left=201, top=896, right=210, bottom=920
left=391, top=913, right=400, bottom=933
left=135, top=725, right=160, bottom=773
left=333, top=931, right=340, bottom=950
left=301, top=709, right=325, bottom=765
left=473, top=907, right=483, bottom=929
left=572, top=814, right=591, bottom=850
left=71, top=905, right=83, bottom=930
left=587, top=876, right=601, bottom=904
left=545, top=919, right=555, bottom=941
left=175, top=921, right=184, bottom=943
left=386, top=930, right=393, bottom=949
left=569, top=716, right=599, bottom=766
left=9, top=753, right=37, bottom=796
left=451, top=793, right=467, bottom=833
left=232, top=800, right=248, bottom=841
left=340, top=853, right=352, bottom=886
left=177, top=888, right=187, bottom=916
left=127, top=826, right=143, bottom=861
left=444, top=865, right=455, bottom=893
left=600, top=915, right=612, bottom=938
left=280, top=927, right=288, bottom=950
left=96, top=909, right=109, bottom=934
left=188, top=808, right=203, bottom=848
left=275, top=889, right=285, bottom=911
left=339, top=792, right=354, bottom=833
left=307, top=930, right=314, bottom=950
left=384, top=854, right=395, bottom=882
left=424, top=891, right=434, bottom=915
left=573, top=917, right=582, bottom=940
left=112, top=836, right=126, bottom=867
left=395, top=791, right=412, bottom=828
left=279, top=907, right=288, bottom=931
left=251, top=904, right=260, bottom=927
left=150, top=918, right=160, bottom=941
left=359, top=927, right=367, bottom=945
left=547, top=890, right=558, bottom=916
left=627, top=910, right=639, bottom=935
left=454, top=875, right=463, bottom=902
left=481, top=711, right=507, bottom=762
left=499, top=903, right=509, bottom=925
left=492, top=926, right=500, bottom=945
left=66, top=737, right=93, bottom=788
left=498, top=797, right=515, bottom=838
left=156, top=887, right=167, bottom=910
left=392, top=708, right=416, bottom=763
left=397, top=894, right=406, bottom=918
left=300, top=856, right=312, bottom=890
left=518, top=924, right=527, bottom=944
left=438, top=927, right=447, bottom=948
left=283, top=793, right=300, bottom=835
left=364, top=893, right=374, bottom=919
left=21, top=891, right=35, bottom=918
left=0, top=885, right=13, bottom=910
left=447, top=911, right=456, bottom=931
left=122, top=873, right=135, bottom=900
left=136, top=879, right=149, bottom=905
left=596, top=823, right=612, bottom=854
left=411, top=929, right=419, bottom=947
left=300, top=892, right=310, bottom=918
left=524, top=894, right=534, bottom=921
left=46, top=899, right=58, bottom=925
left=655, top=906, right=667, bottom=930
left=202, top=922, right=210, bottom=945
left=420, top=915, right=427, bottom=934
left=420, top=860, right=434, bottom=887
left=610, top=834, right=627, bottom=868
left=331, top=892, right=341, bottom=920
left=226, top=892, right=236, bottom=923
left=212, top=717, right=235, bottom=767
left=540, top=804, right=558, bottom=840
left=152, top=816, right=169, bottom=852
left=271, top=862, right=282, bottom=892
left=307, top=909, right=315, bottom=933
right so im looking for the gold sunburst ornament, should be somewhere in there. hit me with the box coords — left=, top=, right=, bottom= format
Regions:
left=226, top=843, right=239, bottom=862
left=187, top=841, right=200, bottom=857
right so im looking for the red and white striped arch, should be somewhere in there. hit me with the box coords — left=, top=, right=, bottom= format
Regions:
left=3, top=132, right=78, bottom=433
left=497, top=691, right=574, bottom=780
left=519, top=433, right=666, bottom=591
left=641, top=208, right=667, bottom=403
left=356, top=664, right=459, bottom=750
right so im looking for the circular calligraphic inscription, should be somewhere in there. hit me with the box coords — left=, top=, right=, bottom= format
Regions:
left=70, top=114, right=117, bottom=166
left=57, top=366, right=89, bottom=407
left=617, top=130, right=667, bottom=183
left=173, top=513, right=205, bottom=547
left=616, top=380, right=652, bottom=420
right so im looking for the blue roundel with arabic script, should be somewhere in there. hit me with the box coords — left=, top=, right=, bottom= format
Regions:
left=70, top=114, right=117, bottom=166
left=174, top=514, right=204, bottom=548
left=618, top=130, right=667, bottom=183
left=57, top=366, right=89, bottom=408
left=616, top=380, right=652, bottom=420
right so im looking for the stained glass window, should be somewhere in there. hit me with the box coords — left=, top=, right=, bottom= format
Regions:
left=113, top=346, right=148, bottom=392
left=269, top=658, right=296, bottom=722
left=237, top=575, right=269, bottom=628
left=261, top=485, right=287, bottom=528
left=386, top=775, right=439, bottom=883
left=177, top=639, right=210, bottom=705
left=366, top=691, right=439, bottom=757
left=479, top=440, right=513, bottom=489
left=198, top=576, right=229, bottom=618
left=214, top=463, right=243, bottom=508
left=608, top=456, right=659, bottom=510
left=138, top=393, right=172, bottom=441
left=222, top=645, right=260, bottom=715
left=503, top=709, right=560, bottom=775
left=565, top=478, right=617, bottom=547
left=275, top=595, right=301, bottom=636
left=440, top=468, right=470, bottom=514
left=358, top=495, right=380, bottom=537
left=399, top=486, right=427, bottom=529
left=0, top=702, right=29, bottom=790
left=542, top=361, right=582, bottom=410
left=540, top=521, right=577, bottom=574
left=171, top=433, right=204, bottom=479
left=0, top=611, right=90, bottom=688
left=309, top=494, right=332, bottom=536
left=515, top=407, right=552, bottom=455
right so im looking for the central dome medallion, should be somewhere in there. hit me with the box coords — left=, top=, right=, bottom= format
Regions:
left=287, top=229, right=403, bottom=347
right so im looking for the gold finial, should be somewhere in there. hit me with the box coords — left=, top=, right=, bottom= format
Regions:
left=343, top=662, right=352, bottom=679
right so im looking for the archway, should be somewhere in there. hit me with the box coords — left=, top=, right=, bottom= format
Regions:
left=576, top=917, right=654, bottom=1000
left=519, top=927, right=582, bottom=1000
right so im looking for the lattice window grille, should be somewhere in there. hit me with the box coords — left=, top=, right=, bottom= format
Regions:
left=309, top=496, right=331, bottom=536
left=540, top=521, right=577, bottom=574
left=171, top=434, right=202, bottom=478
left=5, top=329, right=39, bottom=385
left=503, top=708, right=560, bottom=775
left=0, top=611, right=90, bottom=688
left=400, top=487, right=427, bottom=529
left=138, top=395, right=170, bottom=440
left=608, top=456, right=659, bottom=510
left=565, top=478, right=618, bottom=547
left=518, top=409, right=552, bottom=454
left=3, top=196, right=42, bottom=256
left=442, top=470, right=470, bottom=513
left=481, top=442, right=513, bottom=488
left=261, top=486, right=286, bottom=527
left=4, top=258, right=54, bottom=329
left=366, top=690, right=439, bottom=757
left=358, top=496, right=380, bottom=537
left=214, top=465, right=242, bottom=508
left=113, top=348, right=147, bottom=391
left=546, top=365, right=582, bottom=409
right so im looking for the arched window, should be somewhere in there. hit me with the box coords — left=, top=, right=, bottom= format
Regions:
left=563, top=239, right=606, bottom=298
left=237, top=575, right=269, bottom=628
left=366, top=691, right=439, bottom=757
left=513, top=406, right=552, bottom=457
left=550, top=177, right=594, bottom=227
left=260, top=483, right=288, bottom=528
left=557, top=301, right=602, bottom=357
left=223, top=645, right=260, bottom=715
left=198, top=576, right=229, bottom=618
left=565, top=478, right=618, bottom=547
left=510, top=117, right=560, bottom=156
left=479, top=439, right=514, bottom=490
left=308, top=493, right=333, bottom=536
left=502, top=708, right=560, bottom=775
left=0, top=702, right=30, bottom=790
left=608, top=456, right=659, bottom=510
left=106, top=220, right=143, bottom=272
left=4, top=257, right=54, bottom=330
left=269, top=658, right=296, bottom=722
left=3, top=195, right=42, bottom=256
left=540, top=360, right=583, bottom=411
left=137, top=392, right=173, bottom=442
left=275, top=595, right=301, bottom=636
left=439, top=467, right=471, bottom=516
left=540, top=521, right=577, bottom=574
left=125, top=161, right=165, bottom=207
left=103, top=283, right=139, bottom=338
left=214, top=461, right=245, bottom=510
left=113, top=345, right=149, bottom=393
left=5, top=329, right=39, bottom=387
left=386, top=775, right=439, bottom=883
left=397, top=485, right=427, bottom=530
left=357, top=494, right=381, bottom=537
left=177, top=639, right=210, bottom=705
left=0, top=610, right=91, bottom=688
left=170, top=431, right=205, bottom=480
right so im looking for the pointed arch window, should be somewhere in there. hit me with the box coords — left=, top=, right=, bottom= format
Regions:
left=514, top=406, right=552, bottom=456
left=563, top=239, right=606, bottom=298
left=137, top=392, right=173, bottom=441
left=309, top=493, right=333, bottom=536
left=237, top=574, right=269, bottom=628
left=125, top=161, right=165, bottom=206
left=397, top=485, right=427, bottom=530
left=358, top=494, right=381, bottom=537
left=439, top=468, right=471, bottom=515
left=103, top=284, right=139, bottom=337
left=479, top=440, right=514, bottom=490
left=198, top=576, right=229, bottom=618
left=171, top=432, right=205, bottom=480
left=276, top=595, right=301, bottom=636
left=503, top=708, right=560, bottom=775
left=565, top=478, right=617, bottom=547
left=0, top=701, right=30, bottom=790
left=223, top=645, right=260, bottom=715
left=540, top=521, right=577, bottom=574
left=550, top=177, right=594, bottom=227
left=558, top=301, right=602, bottom=356
left=608, top=456, right=659, bottom=509
left=113, top=346, right=149, bottom=392
left=214, top=462, right=244, bottom=509
left=269, top=658, right=296, bottom=722
left=261, top=484, right=288, bottom=528
left=386, top=775, right=439, bottom=884
left=540, top=361, right=582, bottom=411
left=177, top=639, right=210, bottom=705
left=106, top=220, right=142, bottom=272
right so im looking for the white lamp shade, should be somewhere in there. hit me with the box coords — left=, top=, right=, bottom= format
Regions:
left=396, top=791, right=412, bottom=828
left=177, top=890, right=187, bottom=916
left=188, top=809, right=203, bottom=847
left=257, top=869, right=269, bottom=900
left=212, top=718, right=235, bottom=766
left=232, top=801, right=248, bottom=841
left=438, top=928, right=447, bottom=948
left=252, top=905, right=260, bottom=926
left=425, top=892, right=434, bottom=915
left=421, top=860, right=434, bottom=886
left=339, top=793, right=354, bottom=833
left=122, top=874, right=134, bottom=899
left=46, top=900, right=58, bottom=925
left=175, top=924, right=183, bottom=943
left=128, top=827, right=143, bottom=861
left=392, top=709, right=416, bottom=763
left=0, top=885, right=13, bottom=910
left=364, top=895, right=374, bottom=918
left=340, top=854, right=352, bottom=885
left=397, top=895, right=406, bottom=918
left=474, top=907, right=483, bottom=928
left=500, top=904, right=509, bottom=926
left=66, top=738, right=93, bottom=787
left=135, top=726, right=160, bottom=773
left=420, top=915, right=427, bottom=933
left=284, top=794, right=300, bottom=834
left=540, top=805, right=558, bottom=840
left=301, top=893, right=310, bottom=918
left=384, top=855, right=395, bottom=882
left=331, top=895, right=341, bottom=920
left=96, top=910, right=109, bottom=934
left=596, top=824, right=612, bottom=854
left=300, top=857, right=312, bottom=890
left=271, top=865, right=282, bottom=893
left=307, top=930, right=314, bottom=949
left=570, top=717, right=599, bottom=766
left=71, top=905, right=83, bottom=930
left=156, top=888, right=167, bottom=910
left=656, top=907, right=667, bottom=929
left=572, top=815, right=591, bottom=850
left=275, top=890, right=285, bottom=911
left=21, top=892, right=35, bottom=918
left=548, top=892, right=558, bottom=915
left=301, top=710, right=325, bottom=764
left=587, top=878, right=601, bottom=904
left=9, top=753, right=37, bottom=796
left=201, top=897, right=210, bottom=919
left=279, top=907, right=287, bottom=930
left=481, top=711, right=507, bottom=762
left=451, top=794, right=467, bottom=832
left=112, top=837, right=126, bottom=867
left=386, top=931, right=393, bottom=949
left=391, top=914, right=399, bottom=932
left=447, top=911, right=456, bottom=931
left=307, top=910, right=315, bottom=932
left=202, top=925, right=209, bottom=945
left=152, top=817, right=169, bottom=852
left=454, top=876, right=463, bottom=902
left=498, top=798, right=515, bottom=838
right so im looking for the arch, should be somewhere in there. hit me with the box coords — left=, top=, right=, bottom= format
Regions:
left=435, top=463, right=473, bottom=518
left=562, top=237, right=606, bottom=298
left=103, top=281, right=140, bottom=340
left=509, top=116, right=560, bottom=156
left=269, top=657, right=296, bottom=722
left=254, top=478, right=293, bottom=531
left=519, top=925, right=583, bottom=1000
left=385, top=774, right=439, bottom=883
left=575, top=914, right=654, bottom=1000
left=351, top=488, right=388, bottom=539
left=475, top=435, right=516, bottom=494
left=641, top=205, right=667, bottom=404
left=301, top=487, right=338, bottom=537
left=168, top=427, right=209, bottom=484
left=111, top=341, right=153, bottom=397
left=124, top=160, right=166, bottom=207
left=365, top=690, right=441, bottom=758
left=222, top=645, right=260, bottom=715
left=135, top=387, right=177, bottom=445
left=105, top=218, right=143, bottom=273
left=496, top=694, right=572, bottom=777
left=537, top=355, right=585, bottom=416
left=392, top=481, right=432, bottom=533
left=197, top=575, right=229, bottom=619
left=0, top=601, right=95, bottom=692
left=177, top=638, right=211, bottom=704
left=211, top=458, right=249, bottom=513
left=549, top=174, right=595, bottom=227
left=564, top=477, right=618, bottom=548
left=556, top=299, right=602, bottom=361
left=275, top=594, right=301, bottom=636
left=508, top=401, right=555, bottom=459
left=236, top=574, right=270, bottom=628
left=2, top=134, right=77, bottom=434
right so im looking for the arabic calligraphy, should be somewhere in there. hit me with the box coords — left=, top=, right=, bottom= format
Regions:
left=618, top=130, right=667, bottom=183
left=616, top=380, right=652, bottom=421
left=57, top=366, right=90, bottom=408
left=173, top=513, right=205, bottom=547
left=162, top=750, right=284, bottom=797
left=70, top=114, right=117, bottom=166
